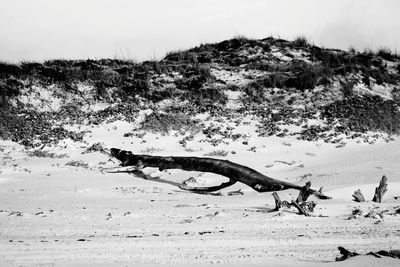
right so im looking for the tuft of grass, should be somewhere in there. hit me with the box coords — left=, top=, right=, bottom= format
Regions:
left=293, top=35, right=310, bottom=47
left=348, top=46, right=356, bottom=53
left=164, top=50, right=198, bottom=64
left=82, top=142, right=105, bottom=154
left=204, top=150, right=229, bottom=157
left=376, top=47, right=398, bottom=61
left=232, top=34, right=250, bottom=42
left=141, top=147, right=164, bottom=154
left=28, top=150, right=69, bottom=158
left=65, top=160, right=89, bottom=168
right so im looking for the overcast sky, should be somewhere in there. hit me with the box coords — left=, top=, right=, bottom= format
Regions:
left=1, top=0, right=399, bottom=62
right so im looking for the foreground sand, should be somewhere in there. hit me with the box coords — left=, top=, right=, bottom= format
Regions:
left=1, top=121, right=400, bottom=265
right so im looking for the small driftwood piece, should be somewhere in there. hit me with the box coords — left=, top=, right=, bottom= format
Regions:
left=372, top=175, right=388, bottom=203
left=227, top=189, right=244, bottom=196
left=272, top=181, right=317, bottom=216
left=352, top=189, right=365, bottom=202
left=336, top=247, right=360, bottom=261
left=110, top=148, right=332, bottom=199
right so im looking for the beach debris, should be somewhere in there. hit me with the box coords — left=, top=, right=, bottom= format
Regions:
left=372, top=175, right=388, bottom=203
left=274, top=160, right=296, bottom=165
left=352, top=189, right=365, bottom=202
left=227, top=189, right=244, bottom=196
left=272, top=181, right=318, bottom=216
left=336, top=247, right=360, bottom=261
left=109, top=148, right=332, bottom=199
left=347, top=207, right=363, bottom=219
left=336, top=246, right=400, bottom=261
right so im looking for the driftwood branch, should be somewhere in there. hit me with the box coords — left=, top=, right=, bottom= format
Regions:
left=179, top=177, right=237, bottom=192
left=372, top=175, right=388, bottom=203
left=352, top=189, right=365, bottom=202
left=296, top=181, right=312, bottom=203
left=272, top=181, right=317, bottom=216
left=272, top=192, right=282, bottom=211
left=110, top=148, right=332, bottom=198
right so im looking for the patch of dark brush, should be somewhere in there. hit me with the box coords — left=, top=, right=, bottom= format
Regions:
left=322, top=95, right=400, bottom=134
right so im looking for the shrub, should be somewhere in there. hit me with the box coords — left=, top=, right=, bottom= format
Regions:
left=183, top=86, right=227, bottom=107
left=340, top=79, right=356, bottom=98
left=196, top=64, right=213, bottom=80
left=285, top=62, right=332, bottom=90
left=392, top=87, right=400, bottom=105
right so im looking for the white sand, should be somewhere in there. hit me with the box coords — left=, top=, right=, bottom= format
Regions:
left=1, top=119, right=400, bottom=265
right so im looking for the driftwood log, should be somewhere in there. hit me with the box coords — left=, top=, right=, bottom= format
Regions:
left=352, top=189, right=365, bottom=202
left=110, top=148, right=331, bottom=198
left=372, top=175, right=388, bottom=203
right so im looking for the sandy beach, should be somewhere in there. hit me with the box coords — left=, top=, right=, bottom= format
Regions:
left=1, top=118, right=399, bottom=265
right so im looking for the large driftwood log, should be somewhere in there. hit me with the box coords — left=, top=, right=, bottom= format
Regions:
left=110, top=148, right=331, bottom=198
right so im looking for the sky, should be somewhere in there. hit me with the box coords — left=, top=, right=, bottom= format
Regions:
left=0, top=0, right=399, bottom=62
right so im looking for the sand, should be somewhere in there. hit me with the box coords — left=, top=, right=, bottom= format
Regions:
left=1, top=119, right=400, bottom=265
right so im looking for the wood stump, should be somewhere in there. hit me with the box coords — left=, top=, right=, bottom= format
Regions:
left=372, top=175, right=388, bottom=203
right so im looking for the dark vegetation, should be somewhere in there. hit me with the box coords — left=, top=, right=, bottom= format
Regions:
left=139, top=112, right=201, bottom=134
left=322, top=95, right=400, bottom=134
left=0, top=107, right=85, bottom=147
left=1, top=36, right=400, bottom=145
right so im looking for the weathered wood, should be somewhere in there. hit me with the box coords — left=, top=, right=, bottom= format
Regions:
left=372, top=175, right=388, bottom=203
left=336, top=247, right=400, bottom=261
left=110, top=148, right=332, bottom=199
left=352, top=189, right=365, bottom=202
left=272, top=189, right=316, bottom=216
left=296, top=181, right=312, bottom=203
left=336, top=247, right=360, bottom=261
left=179, top=177, right=237, bottom=192
left=291, top=200, right=311, bottom=216
left=272, top=192, right=282, bottom=211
